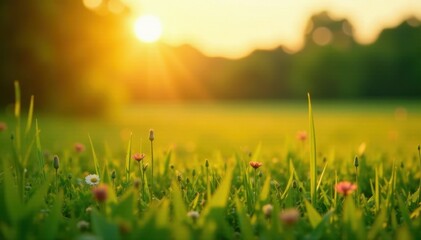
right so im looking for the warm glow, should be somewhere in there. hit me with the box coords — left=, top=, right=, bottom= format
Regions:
left=134, top=15, right=163, bottom=43
left=83, top=0, right=102, bottom=9
left=125, top=0, right=421, bottom=58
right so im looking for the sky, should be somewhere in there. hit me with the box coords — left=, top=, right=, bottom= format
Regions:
left=118, top=0, right=421, bottom=58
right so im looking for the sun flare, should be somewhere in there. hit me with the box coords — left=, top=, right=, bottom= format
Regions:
left=134, top=15, right=163, bottom=43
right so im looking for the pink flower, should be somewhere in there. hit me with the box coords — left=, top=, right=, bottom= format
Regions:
left=279, top=208, right=300, bottom=225
left=335, top=181, right=357, bottom=196
left=133, top=153, right=146, bottom=162
left=296, top=131, right=307, bottom=142
left=249, top=161, right=263, bottom=169
left=0, top=122, right=7, bottom=132
left=74, top=143, right=85, bottom=153
left=92, top=184, right=108, bottom=202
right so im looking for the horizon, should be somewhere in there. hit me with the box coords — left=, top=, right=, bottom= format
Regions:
left=117, top=0, right=421, bottom=58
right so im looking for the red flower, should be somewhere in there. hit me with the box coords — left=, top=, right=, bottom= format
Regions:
left=335, top=181, right=357, bottom=196
left=92, top=184, right=108, bottom=202
left=74, top=143, right=85, bottom=153
left=133, top=153, right=146, bottom=162
left=249, top=161, right=263, bottom=169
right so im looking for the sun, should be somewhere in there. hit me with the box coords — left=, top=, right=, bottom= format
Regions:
left=134, top=15, right=163, bottom=43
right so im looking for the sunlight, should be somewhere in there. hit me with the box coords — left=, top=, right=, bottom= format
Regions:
left=133, top=15, right=163, bottom=43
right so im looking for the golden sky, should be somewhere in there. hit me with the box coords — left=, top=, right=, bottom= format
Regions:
left=117, top=0, right=421, bottom=58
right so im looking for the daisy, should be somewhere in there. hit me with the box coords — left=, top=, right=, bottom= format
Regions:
left=85, top=174, right=100, bottom=186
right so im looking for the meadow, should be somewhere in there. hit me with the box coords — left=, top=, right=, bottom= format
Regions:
left=0, top=87, right=421, bottom=239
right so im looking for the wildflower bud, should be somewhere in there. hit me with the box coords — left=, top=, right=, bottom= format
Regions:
left=92, top=184, right=108, bottom=203
left=143, top=163, right=148, bottom=171
left=149, top=129, right=154, bottom=141
left=177, top=175, right=182, bottom=182
left=134, top=178, right=140, bottom=189
left=262, top=204, right=273, bottom=218
left=67, top=173, right=72, bottom=180
left=400, top=162, right=404, bottom=169
left=77, top=220, right=90, bottom=232
left=205, top=159, right=209, bottom=168
left=354, top=156, right=359, bottom=168
left=187, top=211, right=200, bottom=221
left=186, top=178, right=190, bottom=184
left=85, top=206, right=92, bottom=214
left=53, top=155, right=60, bottom=170
left=118, top=221, right=131, bottom=235
left=111, top=170, right=116, bottom=180
left=292, top=180, right=297, bottom=189
left=192, top=169, right=196, bottom=178
left=279, top=208, right=300, bottom=226
left=170, top=164, right=175, bottom=170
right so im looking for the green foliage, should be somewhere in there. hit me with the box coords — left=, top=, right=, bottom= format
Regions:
left=0, top=86, right=421, bottom=239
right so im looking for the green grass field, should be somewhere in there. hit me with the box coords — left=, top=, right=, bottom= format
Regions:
left=1, top=96, right=421, bottom=239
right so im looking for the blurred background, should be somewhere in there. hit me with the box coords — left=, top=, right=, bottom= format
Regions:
left=1, top=0, right=420, bottom=116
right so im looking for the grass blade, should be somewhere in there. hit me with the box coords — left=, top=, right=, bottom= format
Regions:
left=14, top=81, right=21, bottom=152
left=25, top=95, right=34, bottom=135
left=88, top=135, right=100, bottom=176
left=235, top=197, right=254, bottom=240
left=3, top=161, right=23, bottom=224
left=308, top=93, right=317, bottom=205
left=199, top=167, right=233, bottom=225
left=91, top=210, right=121, bottom=240
left=125, top=132, right=132, bottom=183
left=305, top=199, right=321, bottom=229
left=35, top=119, right=45, bottom=180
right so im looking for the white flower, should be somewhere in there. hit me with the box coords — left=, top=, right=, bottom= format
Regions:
left=85, top=174, right=100, bottom=186
left=187, top=211, right=200, bottom=220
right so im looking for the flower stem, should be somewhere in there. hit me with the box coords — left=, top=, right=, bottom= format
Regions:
left=254, top=168, right=257, bottom=206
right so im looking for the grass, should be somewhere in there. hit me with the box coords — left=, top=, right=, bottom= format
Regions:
left=0, top=85, right=421, bottom=239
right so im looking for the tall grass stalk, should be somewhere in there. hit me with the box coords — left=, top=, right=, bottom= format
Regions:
left=206, top=159, right=211, bottom=201
left=149, top=129, right=155, bottom=194
left=308, top=93, right=317, bottom=205
left=254, top=168, right=257, bottom=206
left=354, top=156, right=359, bottom=206
left=418, top=145, right=421, bottom=202
left=125, top=133, right=132, bottom=184
left=24, top=95, right=34, bottom=135
left=14, top=81, right=21, bottom=152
